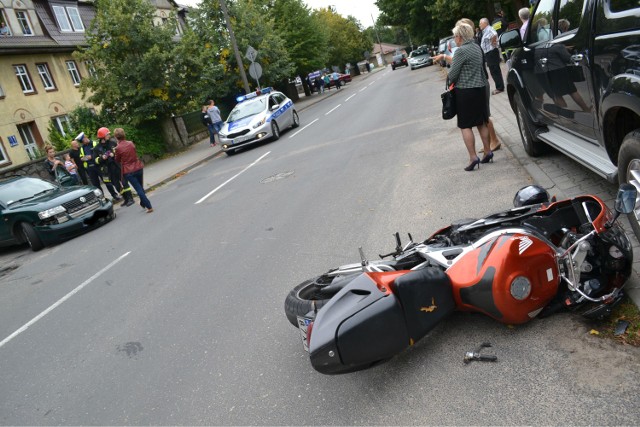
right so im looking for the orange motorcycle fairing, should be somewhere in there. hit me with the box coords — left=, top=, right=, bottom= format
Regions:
left=447, top=232, right=560, bottom=324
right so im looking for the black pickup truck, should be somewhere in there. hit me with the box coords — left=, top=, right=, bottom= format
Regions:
left=500, top=0, right=640, bottom=236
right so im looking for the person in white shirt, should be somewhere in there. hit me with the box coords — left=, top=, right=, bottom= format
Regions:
left=518, top=8, right=530, bottom=40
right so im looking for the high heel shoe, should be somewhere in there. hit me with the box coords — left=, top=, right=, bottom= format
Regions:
left=464, top=157, right=480, bottom=171
left=480, top=151, right=494, bottom=164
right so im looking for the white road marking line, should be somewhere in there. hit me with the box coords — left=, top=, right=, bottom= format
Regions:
left=359, top=86, right=368, bottom=92
left=325, top=104, right=342, bottom=116
left=0, top=252, right=131, bottom=350
left=345, top=94, right=356, bottom=102
left=195, top=151, right=271, bottom=204
left=289, top=118, right=319, bottom=139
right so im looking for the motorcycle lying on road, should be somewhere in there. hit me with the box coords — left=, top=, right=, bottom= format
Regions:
left=284, top=185, right=637, bottom=374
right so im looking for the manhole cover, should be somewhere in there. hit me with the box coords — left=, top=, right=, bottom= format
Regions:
left=261, top=171, right=294, bottom=184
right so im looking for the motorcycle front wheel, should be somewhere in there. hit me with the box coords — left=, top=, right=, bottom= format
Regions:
left=284, top=273, right=357, bottom=327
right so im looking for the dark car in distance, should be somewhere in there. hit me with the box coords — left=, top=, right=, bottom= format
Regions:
left=391, top=54, right=408, bottom=70
left=500, top=0, right=640, bottom=239
left=0, top=176, right=114, bottom=251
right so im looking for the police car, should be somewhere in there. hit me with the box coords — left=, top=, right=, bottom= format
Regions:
left=219, top=87, right=299, bottom=155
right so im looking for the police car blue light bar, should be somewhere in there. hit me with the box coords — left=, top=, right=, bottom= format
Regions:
left=236, top=87, right=273, bottom=103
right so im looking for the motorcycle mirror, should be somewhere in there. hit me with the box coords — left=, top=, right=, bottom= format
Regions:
left=614, top=184, right=637, bottom=214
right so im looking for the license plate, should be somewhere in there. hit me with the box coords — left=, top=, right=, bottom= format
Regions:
left=231, top=135, right=248, bottom=145
left=297, top=316, right=312, bottom=352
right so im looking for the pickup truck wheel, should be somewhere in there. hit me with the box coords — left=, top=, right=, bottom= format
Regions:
left=20, top=223, right=44, bottom=251
left=271, top=122, right=280, bottom=141
left=514, top=93, right=547, bottom=157
left=617, top=130, right=640, bottom=239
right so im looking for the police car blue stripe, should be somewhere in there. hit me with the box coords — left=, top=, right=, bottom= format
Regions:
left=267, top=100, right=292, bottom=122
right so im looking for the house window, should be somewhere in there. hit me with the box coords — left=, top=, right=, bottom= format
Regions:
left=14, top=65, right=35, bottom=94
left=15, top=11, right=33, bottom=36
left=67, top=7, right=84, bottom=31
left=52, top=6, right=72, bottom=31
left=85, top=61, right=97, bottom=78
left=36, top=63, right=56, bottom=90
left=1, top=9, right=13, bottom=36
left=66, top=60, right=81, bottom=86
left=52, top=6, right=84, bottom=32
left=51, top=115, right=71, bottom=137
left=17, top=123, right=38, bottom=160
left=0, top=138, right=9, bottom=165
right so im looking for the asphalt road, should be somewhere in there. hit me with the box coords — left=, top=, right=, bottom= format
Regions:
left=1, top=66, right=640, bottom=425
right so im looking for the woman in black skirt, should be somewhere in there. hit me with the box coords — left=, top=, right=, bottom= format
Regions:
left=435, top=23, right=492, bottom=171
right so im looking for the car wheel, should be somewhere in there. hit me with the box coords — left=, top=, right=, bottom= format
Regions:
left=617, top=129, right=640, bottom=241
left=514, top=92, right=547, bottom=157
left=271, top=122, right=280, bottom=141
left=291, top=111, right=300, bottom=128
left=20, top=223, right=44, bottom=251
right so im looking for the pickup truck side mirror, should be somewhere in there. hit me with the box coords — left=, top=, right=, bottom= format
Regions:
left=500, top=29, right=523, bottom=50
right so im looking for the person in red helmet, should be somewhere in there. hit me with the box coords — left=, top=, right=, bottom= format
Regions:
left=95, top=127, right=135, bottom=207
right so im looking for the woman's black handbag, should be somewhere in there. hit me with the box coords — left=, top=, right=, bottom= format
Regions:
left=441, top=82, right=456, bottom=120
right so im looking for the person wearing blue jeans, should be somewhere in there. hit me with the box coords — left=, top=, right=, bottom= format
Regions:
left=113, top=128, right=153, bottom=213
left=207, top=100, right=224, bottom=146
left=201, top=105, right=216, bottom=146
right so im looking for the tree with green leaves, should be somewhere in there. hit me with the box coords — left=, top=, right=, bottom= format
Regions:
left=266, top=0, right=329, bottom=76
left=74, top=0, right=180, bottom=124
left=229, top=0, right=295, bottom=89
left=314, top=8, right=372, bottom=72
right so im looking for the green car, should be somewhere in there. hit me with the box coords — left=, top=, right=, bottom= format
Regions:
left=0, top=176, right=115, bottom=251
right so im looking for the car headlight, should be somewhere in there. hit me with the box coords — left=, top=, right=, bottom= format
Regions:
left=94, top=189, right=104, bottom=199
left=38, top=205, right=66, bottom=220
left=253, top=117, right=266, bottom=128
left=510, top=276, right=532, bottom=300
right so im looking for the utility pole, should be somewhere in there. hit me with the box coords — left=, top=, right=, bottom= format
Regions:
left=219, top=0, right=250, bottom=94
left=371, top=13, right=386, bottom=65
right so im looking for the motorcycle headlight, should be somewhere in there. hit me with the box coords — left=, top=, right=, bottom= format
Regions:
left=510, top=276, right=532, bottom=300
left=38, top=205, right=66, bottom=220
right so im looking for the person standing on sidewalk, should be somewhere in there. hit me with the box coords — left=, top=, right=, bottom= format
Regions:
left=439, top=22, right=492, bottom=171
left=479, top=17, right=505, bottom=95
left=433, top=18, right=502, bottom=152
left=492, top=10, right=509, bottom=62
left=201, top=104, right=216, bottom=146
left=114, top=128, right=153, bottom=213
left=518, top=8, right=530, bottom=40
left=207, top=100, right=224, bottom=146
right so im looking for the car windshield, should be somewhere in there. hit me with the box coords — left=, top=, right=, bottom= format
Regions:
left=227, top=98, right=267, bottom=122
left=410, top=50, right=427, bottom=57
left=0, top=178, right=57, bottom=206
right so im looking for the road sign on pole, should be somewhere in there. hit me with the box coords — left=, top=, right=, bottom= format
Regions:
left=245, top=46, right=258, bottom=63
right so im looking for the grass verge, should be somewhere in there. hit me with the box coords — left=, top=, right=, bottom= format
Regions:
left=589, top=295, right=640, bottom=346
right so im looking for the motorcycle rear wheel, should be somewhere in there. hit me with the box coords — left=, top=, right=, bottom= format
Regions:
left=284, top=274, right=345, bottom=327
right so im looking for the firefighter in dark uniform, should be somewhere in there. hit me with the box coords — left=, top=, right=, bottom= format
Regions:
left=76, top=132, right=112, bottom=197
left=95, top=127, right=134, bottom=207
